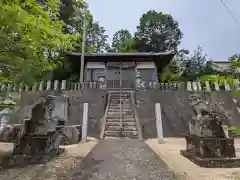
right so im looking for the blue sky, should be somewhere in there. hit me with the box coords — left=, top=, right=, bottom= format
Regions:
left=86, top=0, right=240, bottom=60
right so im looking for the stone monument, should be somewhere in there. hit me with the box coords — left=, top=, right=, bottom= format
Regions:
left=12, top=95, right=64, bottom=157
left=180, top=93, right=240, bottom=168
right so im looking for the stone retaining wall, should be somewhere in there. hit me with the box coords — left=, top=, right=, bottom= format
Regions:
left=64, top=89, right=107, bottom=137
left=7, top=89, right=107, bottom=139
left=135, top=90, right=193, bottom=138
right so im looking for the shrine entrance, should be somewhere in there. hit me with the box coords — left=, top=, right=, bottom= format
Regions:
left=106, top=61, right=136, bottom=90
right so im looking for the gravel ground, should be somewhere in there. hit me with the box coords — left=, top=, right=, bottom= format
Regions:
left=0, top=138, right=98, bottom=180
left=0, top=138, right=185, bottom=180
left=146, top=138, right=240, bottom=180
left=35, top=138, right=185, bottom=180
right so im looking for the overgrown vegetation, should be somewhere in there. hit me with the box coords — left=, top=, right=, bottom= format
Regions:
left=0, top=0, right=79, bottom=84
left=0, top=0, right=80, bottom=108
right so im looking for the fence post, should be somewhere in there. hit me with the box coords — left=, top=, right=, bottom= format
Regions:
left=192, top=81, right=198, bottom=91
left=196, top=81, right=202, bottom=91
left=214, top=82, right=220, bottom=91
left=39, top=81, right=43, bottom=91
left=155, top=103, right=164, bottom=144
left=235, top=79, right=240, bottom=91
left=46, top=80, right=51, bottom=90
left=205, top=81, right=211, bottom=92
left=61, top=80, right=66, bottom=90
left=187, top=81, right=192, bottom=91
left=224, top=80, right=231, bottom=91
left=25, top=85, right=29, bottom=92
left=19, top=83, right=23, bottom=92
left=54, top=80, right=59, bottom=90
left=32, top=83, right=37, bottom=92
left=81, top=103, right=89, bottom=143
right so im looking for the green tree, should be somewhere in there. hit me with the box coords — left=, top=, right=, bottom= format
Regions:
left=111, top=29, right=133, bottom=52
left=0, top=0, right=79, bottom=85
left=134, top=10, right=182, bottom=53
left=87, top=21, right=110, bottom=52
left=52, top=0, right=110, bottom=80
left=60, top=0, right=109, bottom=52
left=161, top=49, right=189, bottom=82
left=182, top=45, right=208, bottom=81
left=201, top=54, right=240, bottom=86
left=117, top=37, right=137, bottom=52
left=229, top=54, right=240, bottom=78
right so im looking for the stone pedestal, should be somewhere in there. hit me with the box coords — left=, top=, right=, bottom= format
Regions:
left=180, top=135, right=240, bottom=167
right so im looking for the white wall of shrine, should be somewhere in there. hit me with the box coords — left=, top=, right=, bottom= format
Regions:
left=136, top=61, right=156, bottom=69
left=85, top=61, right=157, bottom=69
left=85, top=61, right=158, bottom=81
left=86, top=62, right=105, bottom=69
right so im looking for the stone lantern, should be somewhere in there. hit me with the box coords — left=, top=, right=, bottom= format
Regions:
left=136, top=71, right=143, bottom=88
left=98, top=72, right=106, bottom=89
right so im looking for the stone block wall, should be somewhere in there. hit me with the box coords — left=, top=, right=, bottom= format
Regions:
left=9, top=91, right=59, bottom=124
left=135, top=80, right=240, bottom=139
left=0, top=80, right=107, bottom=138
left=135, top=89, right=156, bottom=139
left=64, top=89, right=107, bottom=137
left=4, top=79, right=240, bottom=140
left=135, top=89, right=194, bottom=138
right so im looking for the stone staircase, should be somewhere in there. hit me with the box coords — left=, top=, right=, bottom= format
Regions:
left=103, top=91, right=139, bottom=139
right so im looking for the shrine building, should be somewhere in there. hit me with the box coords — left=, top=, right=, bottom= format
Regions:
left=66, top=52, right=175, bottom=89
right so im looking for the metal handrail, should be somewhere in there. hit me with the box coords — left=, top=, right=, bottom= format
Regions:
left=119, top=62, right=123, bottom=132
left=100, top=93, right=111, bottom=139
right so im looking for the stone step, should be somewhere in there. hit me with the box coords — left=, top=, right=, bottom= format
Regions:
left=110, top=100, right=131, bottom=103
left=105, top=126, right=137, bottom=131
left=105, top=126, right=120, bottom=131
left=108, top=107, right=133, bottom=110
left=114, top=102, right=131, bottom=103
left=110, top=99, right=130, bottom=101
left=108, top=108, right=132, bottom=112
left=108, top=108, right=132, bottom=111
left=110, top=98, right=131, bottom=100
left=107, top=112, right=134, bottom=115
left=110, top=95, right=130, bottom=97
left=109, top=103, right=132, bottom=105
left=110, top=94, right=130, bottom=97
left=104, top=130, right=138, bottom=137
left=111, top=97, right=130, bottom=99
left=107, top=112, right=133, bottom=115
left=106, top=116, right=135, bottom=120
left=107, top=111, right=133, bottom=114
left=110, top=93, right=130, bottom=95
left=107, top=108, right=133, bottom=111
left=110, top=97, right=130, bottom=99
left=108, top=105, right=132, bottom=108
left=110, top=101, right=132, bottom=104
left=108, top=108, right=133, bottom=111
left=107, top=111, right=132, bottom=114
left=123, top=126, right=138, bottom=131
left=106, top=118, right=136, bottom=122
left=106, top=121, right=136, bottom=126
left=106, top=116, right=135, bottom=119
left=105, top=123, right=137, bottom=129
left=110, top=96, right=131, bottom=98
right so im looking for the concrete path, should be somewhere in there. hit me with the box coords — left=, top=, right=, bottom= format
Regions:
left=52, top=139, right=183, bottom=180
